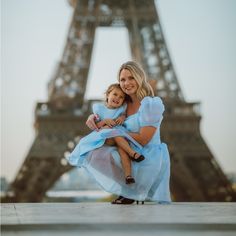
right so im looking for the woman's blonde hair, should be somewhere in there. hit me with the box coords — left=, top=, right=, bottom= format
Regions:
left=117, top=61, right=154, bottom=100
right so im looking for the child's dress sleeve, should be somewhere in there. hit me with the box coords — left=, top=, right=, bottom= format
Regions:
left=92, top=103, right=103, bottom=120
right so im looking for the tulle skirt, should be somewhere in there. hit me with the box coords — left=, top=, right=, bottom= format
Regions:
left=68, top=126, right=142, bottom=167
left=69, top=135, right=171, bottom=202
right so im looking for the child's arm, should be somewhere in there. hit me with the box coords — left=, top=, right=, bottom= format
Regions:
left=96, top=118, right=116, bottom=129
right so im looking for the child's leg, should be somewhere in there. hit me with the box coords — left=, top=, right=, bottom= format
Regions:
left=117, top=146, right=135, bottom=184
left=117, top=146, right=132, bottom=177
left=113, top=136, right=140, bottom=158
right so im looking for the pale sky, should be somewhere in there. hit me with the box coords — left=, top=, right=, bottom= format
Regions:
left=1, top=0, right=236, bottom=182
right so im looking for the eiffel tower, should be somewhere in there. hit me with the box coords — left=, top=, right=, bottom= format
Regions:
left=5, top=0, right=235, bottom=202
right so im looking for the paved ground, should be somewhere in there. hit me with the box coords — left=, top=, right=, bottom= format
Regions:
left=1, top=202, right=236, bottom=235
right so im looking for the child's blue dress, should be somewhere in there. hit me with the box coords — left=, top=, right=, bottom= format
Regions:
left=68, top=103, right=142, bottom=167
left=68, top=97, right=171, bottom=203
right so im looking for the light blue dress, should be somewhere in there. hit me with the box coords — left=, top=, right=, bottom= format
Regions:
left=68, top=102, right=142, bottom=167
left=68, top=97, right=171, bottom=203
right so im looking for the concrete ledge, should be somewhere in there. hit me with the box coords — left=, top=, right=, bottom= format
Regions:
left=1, top=202, right=236, bottom=235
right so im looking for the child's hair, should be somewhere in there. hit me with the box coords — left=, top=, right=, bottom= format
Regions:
left=105, top=83, right=126, bottom=103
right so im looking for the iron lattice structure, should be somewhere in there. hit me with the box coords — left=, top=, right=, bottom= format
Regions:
left=6, top=0, right=235, bottom=202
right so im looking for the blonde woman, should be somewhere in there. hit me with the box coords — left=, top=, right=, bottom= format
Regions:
left=84, top=61, right=171, bottom=204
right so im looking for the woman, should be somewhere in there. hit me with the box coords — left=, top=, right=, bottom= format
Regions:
left=84, top=61, right=171, bottom=204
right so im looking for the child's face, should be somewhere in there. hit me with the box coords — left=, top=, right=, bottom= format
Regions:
left=107, top=87, right=125, bottom=109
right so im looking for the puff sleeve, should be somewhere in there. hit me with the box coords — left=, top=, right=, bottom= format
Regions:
left=139, top=96, right=165, bottom=128
left=92, top=103, right=103, bottom=118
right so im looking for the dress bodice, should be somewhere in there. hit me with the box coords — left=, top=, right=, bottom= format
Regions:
left=93, top=103, right=126, bottom=120
left=123, top=114, right=140, bottom=132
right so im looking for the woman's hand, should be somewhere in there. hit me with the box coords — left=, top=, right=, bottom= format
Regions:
left=86, top=114, right=99, bottom=131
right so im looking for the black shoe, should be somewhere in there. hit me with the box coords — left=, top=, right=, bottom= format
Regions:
left=111, top=196, right=123, bottom=204
left=125, top=175, right=135, bottom=184
left=131, top=152, right=145, bottom=162
left=113, top=197, right=135, bottom=204
left=136, top=201, right=145, bottom=204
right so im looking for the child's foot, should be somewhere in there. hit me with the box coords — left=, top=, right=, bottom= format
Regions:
left=125, top=175, right=135, bottom=184
left=131, top=152, right=145, bottom=162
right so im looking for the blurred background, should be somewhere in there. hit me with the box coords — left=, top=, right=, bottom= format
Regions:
left=1, top=0, right=236, bottom=201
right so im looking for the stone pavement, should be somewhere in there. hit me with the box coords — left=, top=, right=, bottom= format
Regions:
left=1, top=202, right=236, bottom=235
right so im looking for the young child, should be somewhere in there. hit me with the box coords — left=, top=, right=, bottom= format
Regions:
left=68, top=83, right=145, bottom=185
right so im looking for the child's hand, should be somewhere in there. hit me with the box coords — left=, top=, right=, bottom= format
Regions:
left=103, top=119, right=116, bottom=128
left=115, top=115, right=126, bottom=125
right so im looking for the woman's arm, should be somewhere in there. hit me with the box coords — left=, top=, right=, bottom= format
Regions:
left=128, top=126, right=156, bottom=146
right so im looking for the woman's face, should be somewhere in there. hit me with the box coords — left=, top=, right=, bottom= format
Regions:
left=119, top=69, right=138, bottom=96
